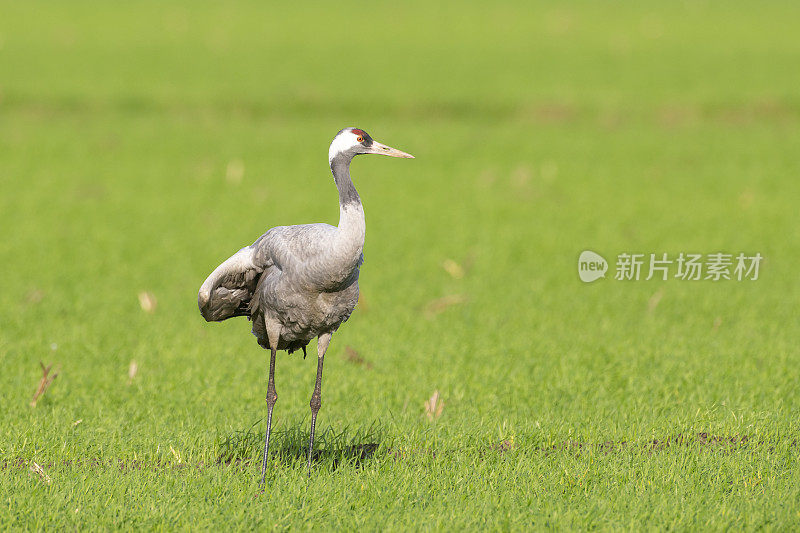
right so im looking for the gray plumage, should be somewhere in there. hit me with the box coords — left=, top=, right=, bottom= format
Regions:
left=198, top=216, right=364, bottom=353
left=196, top=127, right=413, bottom=482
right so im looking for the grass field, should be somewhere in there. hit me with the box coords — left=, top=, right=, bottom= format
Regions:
left=2, top=1, right=800, bottom=529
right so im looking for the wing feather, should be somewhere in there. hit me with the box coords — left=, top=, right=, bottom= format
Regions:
left=198, top=223, right=340, bottom=322
left=198, top=245, right=272, bottom=322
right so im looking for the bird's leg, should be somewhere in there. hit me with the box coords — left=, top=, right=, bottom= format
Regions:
left=259, top=347, right=278, bottom=486
left=307, top=332, right=331, bottom=473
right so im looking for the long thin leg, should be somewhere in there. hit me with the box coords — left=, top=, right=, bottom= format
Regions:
left=259, top=347, right=278, bottom=486
left=307, top=332, right=331, bottom=473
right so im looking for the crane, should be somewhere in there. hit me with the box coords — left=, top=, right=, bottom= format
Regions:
left=198, top=128, right=413, bottom=484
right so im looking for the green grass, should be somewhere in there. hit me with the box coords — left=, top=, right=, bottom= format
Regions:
left=2, top=0, right=800, bottom=529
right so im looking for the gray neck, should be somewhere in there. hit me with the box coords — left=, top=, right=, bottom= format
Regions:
left=331, top=155, right=360, bottom=207
left=330, top=155, right=365, bottom=258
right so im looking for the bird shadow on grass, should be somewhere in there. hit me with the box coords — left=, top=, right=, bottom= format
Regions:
left=215, top=419, right=383, bottom=471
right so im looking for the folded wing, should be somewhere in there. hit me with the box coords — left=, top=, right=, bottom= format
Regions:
left=198, top=245, right=273, bottom=322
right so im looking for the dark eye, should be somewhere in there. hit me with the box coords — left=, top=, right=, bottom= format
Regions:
left=356, top=136, right=364, bottom=143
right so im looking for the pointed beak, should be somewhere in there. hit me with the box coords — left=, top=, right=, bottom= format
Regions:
left=367, top=141, right=414, bottom=159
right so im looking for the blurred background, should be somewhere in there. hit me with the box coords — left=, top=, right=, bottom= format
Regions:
left=1, top=1, right=799, bottom=526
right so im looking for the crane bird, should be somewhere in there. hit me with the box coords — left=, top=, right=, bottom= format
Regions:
left=198, top=128, right=413, bottom=484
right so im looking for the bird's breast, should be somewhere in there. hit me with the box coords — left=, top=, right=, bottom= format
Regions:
left=263, top=275, right=359, bottom=343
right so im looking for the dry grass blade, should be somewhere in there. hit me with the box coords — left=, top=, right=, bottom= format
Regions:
left=344, top=346, right=373, bottom=370
left=138, top=291, right=157, bottom=313
left=128, top=360, right=138, bottom=384
left=497, top=437, right=516, bottom=452
left=25, top=288, right=45, bottom=305
left=169, top=445, right=183, bottom=464
left=442, top=259, right=465, bottom=279
left=29, top=461, right=52, bottom=485
left=462, top=249, right=477, bottom=274
left=225, top=159, right=245, bottom=184
left=423, top=294, right=467, bottom=319
left=510, top=164, right=532, bottom=188
left=647, top=288, right=664, bottom=314
left=738, top=188, right=755, bottom=209
left=424, top=390, right=444, bottom=421
left=31, top=362, right=58, bottom=407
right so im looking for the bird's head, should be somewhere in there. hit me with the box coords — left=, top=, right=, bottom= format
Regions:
left=328, top=127, right=414, bottom=165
